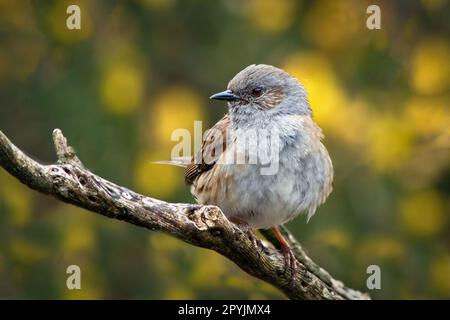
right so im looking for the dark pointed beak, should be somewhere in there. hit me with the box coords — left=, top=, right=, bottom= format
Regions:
left=209, top=89, right=240, bottom=102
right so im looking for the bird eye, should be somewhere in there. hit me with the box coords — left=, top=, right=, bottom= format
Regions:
left=251, top=87, right=263, bottom=97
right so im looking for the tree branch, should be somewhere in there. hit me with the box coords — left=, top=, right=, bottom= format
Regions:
left=0, top=128, right=369, bottom=300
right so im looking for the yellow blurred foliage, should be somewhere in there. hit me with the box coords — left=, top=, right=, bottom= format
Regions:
left=248, top=292, right=272, bottom=300
left=149, top=234, right=194, bottom=295
left=421, top=0, right=448, bottom=11
left=150, top=86, right=204, bottom=148
left=410, top=37, right=450, bottom=95
left=283, top=52, right=369, bottom=147
left=164, top=286, right=195, bottom=299
left=430, top=254, right=450, bottom=296
left=152, top=250, right=177, bottom=275
left=0, top=171, right=32, bottom=227
left=367, top=114, right=414, bottom=172
left=401, top=143, right=449, bottom=190
left=305, top=0, right=363, bottom=51
left=190, top=250, right=228, bottom=288
left=96, top=4, right=139, bottom=53
left=433, top=131, right=450, bottom=149
left=62, top=218, right=95, bottom=252
left=48, top=0, right=93, bottom=44
left=404, top=97, right=450, bottom=136
left=400, top=190, right=446, bottom=237
left=134, top=152, right=180, bottom=198
left=139, top=0, right=176, bottom=10
left=225, top=275, right=255, bottom=291
left=283, top=52, right=346, bottom=127
left=314, top=228, right=350, bottom=249
left=100, top=63, right=145, bottom=115
left=257, top=281, right=284, bottom=297
left=149, top=233, right=264, bottom=296
left=358, top=235, right=405, bottom=261
left=335, top=99, right=370, bottom=147
left=149, top=233, right=185, bottom=253
left=9, top=238, right=49, bottom=264
left=63, top=288, right=103, bottom=300
left=245, top=0, right=297, bottom=32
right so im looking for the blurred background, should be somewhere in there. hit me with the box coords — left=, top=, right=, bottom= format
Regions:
left=0, top=0, right=449, bottom=299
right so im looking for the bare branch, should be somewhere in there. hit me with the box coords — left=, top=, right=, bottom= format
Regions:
left=0, top=129, right=370, bottom=300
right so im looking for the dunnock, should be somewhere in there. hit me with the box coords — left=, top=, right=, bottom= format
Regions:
left=168, top=64, right=333, bottom=274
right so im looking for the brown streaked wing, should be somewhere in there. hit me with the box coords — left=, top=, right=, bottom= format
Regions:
left=185, top=114, right=230, bottom=185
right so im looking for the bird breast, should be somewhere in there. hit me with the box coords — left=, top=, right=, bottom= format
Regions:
left=191, top=115, right=333, bottom=229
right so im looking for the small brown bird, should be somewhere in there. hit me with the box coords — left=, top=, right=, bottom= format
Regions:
left=167, top=64, right=333, bottom=274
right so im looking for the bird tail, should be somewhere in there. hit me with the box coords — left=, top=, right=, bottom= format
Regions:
left=152, top=157, right=191, bottom=168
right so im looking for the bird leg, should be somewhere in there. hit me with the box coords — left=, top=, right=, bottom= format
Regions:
left=271, top=226, right=298, bottom=284
left=230, top=218, right=263, bottom=249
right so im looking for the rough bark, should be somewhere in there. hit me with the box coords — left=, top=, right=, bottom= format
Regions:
left=0, top=128, right=370, bottom=300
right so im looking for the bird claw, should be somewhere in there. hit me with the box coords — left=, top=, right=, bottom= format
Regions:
left=241, top=224, right=264, bottom=250
left=231, top=219, right=264, bottom=250
left=248, top=230, right=264, bottom=250
left=280, top=244, right=298, bottom=286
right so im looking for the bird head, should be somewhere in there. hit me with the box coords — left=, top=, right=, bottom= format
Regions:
left=210, top=64, right=311, bottom=123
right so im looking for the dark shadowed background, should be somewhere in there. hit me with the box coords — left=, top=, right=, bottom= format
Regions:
left=0, top=0, right=449, bottom=299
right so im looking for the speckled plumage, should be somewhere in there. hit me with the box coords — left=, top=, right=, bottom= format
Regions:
left=186, top=64, right=333, bottom=229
